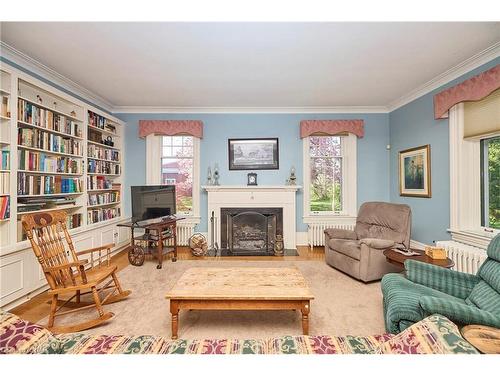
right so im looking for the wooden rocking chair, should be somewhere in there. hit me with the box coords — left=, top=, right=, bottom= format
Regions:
left=22, top=210, right=132, bottom=333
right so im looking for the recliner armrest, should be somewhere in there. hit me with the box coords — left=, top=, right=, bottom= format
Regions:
left=419, top=296, right=500, bottom=328
left=359, top=238, right=395, bottom=249
left=324, top=228, right=357, bottom=240
left=405, top=259, right=480, bottom=299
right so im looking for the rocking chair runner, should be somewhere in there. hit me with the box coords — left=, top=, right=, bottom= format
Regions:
left=22, top=210, right=131, bottom=333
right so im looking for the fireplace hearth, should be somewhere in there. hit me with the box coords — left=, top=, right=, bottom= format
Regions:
left=220, top=207, right=283, bottom=255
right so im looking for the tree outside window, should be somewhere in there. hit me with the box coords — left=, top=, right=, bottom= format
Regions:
left=481, top=136, right=500, bottom=229
left=161, top=136, right=193, bottom=215
left=309, top=136, right=343, bottom=213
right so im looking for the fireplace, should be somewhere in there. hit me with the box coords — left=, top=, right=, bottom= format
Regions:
left=220, top=207, right=283, bottom=255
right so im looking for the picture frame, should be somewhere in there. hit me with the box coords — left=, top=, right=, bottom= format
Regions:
left=228, top=138, right=279, bottom=170
left=399, top=144, right=431, bottom=198
left=247, top=172, right=258, bottom=186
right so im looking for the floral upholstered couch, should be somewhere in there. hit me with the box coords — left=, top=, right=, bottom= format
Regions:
left=0, top=311, right=478, bottom=354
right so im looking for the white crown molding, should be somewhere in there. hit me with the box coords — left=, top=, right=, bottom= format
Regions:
left=0, top=41, right=115, bottom=113
left=387, top=42, right=500, bottom=113
left=112, top=105, right=389, bottom=114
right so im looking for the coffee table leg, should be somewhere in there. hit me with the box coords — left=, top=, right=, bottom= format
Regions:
left=170, top=300, right=179, bottom=339
left=301, top=302, right=310, bottom=335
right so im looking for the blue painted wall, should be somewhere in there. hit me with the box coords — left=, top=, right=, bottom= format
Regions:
left=389, top=58, right=500, bottom=244
left=117, top=113, right=390, bottom=232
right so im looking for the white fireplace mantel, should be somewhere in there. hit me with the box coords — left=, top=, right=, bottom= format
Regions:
left=203, top=185, right=301, bottom=250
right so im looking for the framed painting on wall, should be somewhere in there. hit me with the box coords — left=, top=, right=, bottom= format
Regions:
left=399, top=144, right=431, bottom=198
left=228, top=138, right=279, bottom=170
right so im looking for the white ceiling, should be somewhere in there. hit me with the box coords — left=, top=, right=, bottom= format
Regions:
left=1, top=22, right=499, bottom=109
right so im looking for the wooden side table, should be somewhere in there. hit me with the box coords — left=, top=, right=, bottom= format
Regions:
left=461, top=325, right=500, bottom=354
left=383, top=249, right=455, bottom=269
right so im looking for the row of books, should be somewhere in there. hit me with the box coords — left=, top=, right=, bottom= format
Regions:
left=88, top=207, right=121, bottom=224
left=1, top=150, right=10, bottom=170
left=18, top=173, right=83, bottom=196
left=0, top=196, right=9, bottom=220
left=66, top=213, right=83, bottom=229
left=88, top=191, right=120, bottom=206
left=18, top=99, right=82, bottom=137
left=88, top=110, right=116, bottom=133
left=0, top=173, right=9, bottom=194
left=18, top=150, right=83, bottom=174
left=87, top=144, right=120, bottom=161
left=87, top=159, right=120, bottom=175
left=18, top=128, right=83, bottom=156
left=87, top=176, right=113, bottom=190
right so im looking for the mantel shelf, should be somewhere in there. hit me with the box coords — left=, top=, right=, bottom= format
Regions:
left=202, top=185, right=302, bottom=192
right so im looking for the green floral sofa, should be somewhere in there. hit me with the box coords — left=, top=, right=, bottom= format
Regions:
left=0, top=311, right=478, bottom=354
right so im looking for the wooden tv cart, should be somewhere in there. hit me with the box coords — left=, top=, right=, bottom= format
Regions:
left=118, top=216, right=184, bottom=269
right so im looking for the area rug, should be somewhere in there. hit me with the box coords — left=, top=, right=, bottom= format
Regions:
left=39, top=260, right=386, bottom=339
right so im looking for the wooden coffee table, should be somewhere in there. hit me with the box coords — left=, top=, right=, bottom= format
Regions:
left=383, top=249, right=455, bottom=269
left=165, top=267, right=314, bottom=339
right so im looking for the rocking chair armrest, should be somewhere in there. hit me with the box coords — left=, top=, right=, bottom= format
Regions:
left=75, top=244, right=113, bottom=256
left=45, top=261, right=87, bottom=272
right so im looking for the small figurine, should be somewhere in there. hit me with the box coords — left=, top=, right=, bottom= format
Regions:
left=213, top=163, right=220, bottom=186
left=70, top=110, right=77, bottom=117
left=207, top=166, right=213, bottom=185
left=288, top=166, right=297, bottom=185
left=274, top=234, right=284, bottom=256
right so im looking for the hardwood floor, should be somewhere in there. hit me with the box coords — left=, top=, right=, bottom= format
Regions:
left=10, top=245, right=325, bottom=323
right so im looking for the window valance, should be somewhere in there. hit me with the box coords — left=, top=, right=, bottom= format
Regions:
left=299, top=120, right=364, bottom=138
left=139, top=120, right=204, bottom=139
left=434, top=64, right=500, bottom=120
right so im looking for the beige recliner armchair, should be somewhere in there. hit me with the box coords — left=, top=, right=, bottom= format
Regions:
left=324, top=202, right=412, bottom=282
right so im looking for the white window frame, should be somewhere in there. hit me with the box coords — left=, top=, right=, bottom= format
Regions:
left=302, top=133, right=357, bottom=224
left=145, top=134, right=200, bottom=224
left=448, top=104, right=498, bottom=248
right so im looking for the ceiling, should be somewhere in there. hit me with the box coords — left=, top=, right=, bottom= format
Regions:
left=1, top=22, right=499, bottom=109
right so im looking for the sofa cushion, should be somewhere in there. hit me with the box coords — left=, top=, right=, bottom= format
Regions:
left=486, top=233, right=500, bottom=262
left=478, top=259, right=500, bottom=294
left=0, top=311, right=61, bottom=354
left=328, top=239, right=361, bottom=260
left=466, top=280, right=500, bottom=315
left=375, top=314, right=479, bottom=354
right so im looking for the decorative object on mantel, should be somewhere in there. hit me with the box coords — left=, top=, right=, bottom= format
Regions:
left=206, top=166, right=212, bottom=185
left=287, top=166, right=297, bottom=185
left=189, top=233, right=208, bottom=257
left=399, top=145, right=431, bottom=198
left=247, top=172, right=257, bottom=186
left=434, top=64, right=500, bottom=119
left=300, top=119, right=365, bottom=138
left=274, top=234, right=284, bottom=256
left=138, top=120, right=203, bottom=139
left=70, top=110, right=77, bottom=117
left=213, top=163, right=220, bottom=186
left=228, top=138, right=279, bottom=170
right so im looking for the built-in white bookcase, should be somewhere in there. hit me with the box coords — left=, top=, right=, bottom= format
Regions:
left=0, top=63, right=129, bottom=309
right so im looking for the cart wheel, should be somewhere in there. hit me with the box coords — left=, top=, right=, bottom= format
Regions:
left=128, top=245, right=145, bottom=266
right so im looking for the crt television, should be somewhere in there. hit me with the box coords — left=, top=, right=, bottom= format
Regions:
left=131, top=185, right=176, bottom=223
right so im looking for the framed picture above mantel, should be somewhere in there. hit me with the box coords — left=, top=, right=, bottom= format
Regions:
left=399, top=144, right=431, bottom=198
left=228, top=138, right=279, bottom=170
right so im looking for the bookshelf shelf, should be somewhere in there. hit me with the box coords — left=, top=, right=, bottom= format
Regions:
left=87, top=201, right=121, bottom=209
left=88, top=124, right=120, bottom=138
left=18, top=145, right=84, bottom=158
left=88, top=157, right=120, bottom=163
left=18, top=169, right=83, bottom=176
left=18, top=95, right=82, bottom=122
left=18, top=192, right=83, bottom=198
left=0, top=115, right=11, bottom=121
left=0, top=88, right=10, bottom=95
left=17, top=204, right=83, bottom=216
left=87, top=172, right=120, bottom=177
left=87, top=140, right=120, bottom=151
left=18, top=120, right=84, bottom=140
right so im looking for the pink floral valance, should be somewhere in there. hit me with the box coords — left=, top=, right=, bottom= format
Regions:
left=300, top=120, right=364, bottom=138
left=434, top=64, right=500, bottom=119
left=139, top=120, right=203, bottom=138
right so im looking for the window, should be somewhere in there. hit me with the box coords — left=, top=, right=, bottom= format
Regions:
left=309, top=136, right=343, bottom=213
left=303, top=133, right=357, bottom=220
left=481, top=136, right=500, bottom=230
left=161, top=136, right=194, bottom=215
